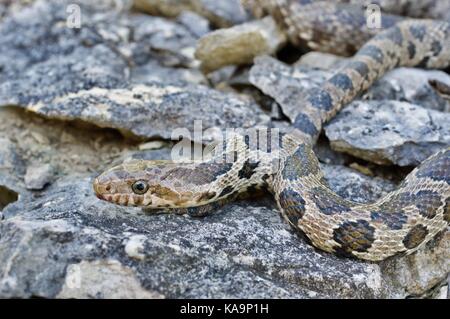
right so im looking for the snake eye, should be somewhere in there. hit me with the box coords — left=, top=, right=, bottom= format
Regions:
left=131, top=180, right=149, bottom=195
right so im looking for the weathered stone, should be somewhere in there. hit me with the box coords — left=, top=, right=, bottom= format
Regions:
left=131, top=60, right=207, bottom=86
left=176, top=10, right=211, bottom=38
left=196, top=17, right=286, bottom=73
left=295, top=52, right=345, bottom=70
left=133, top=0, right=249, bottom=27
left=24, top=163, right=54, bottom=190
left=364, top=68, right=450, bottom=112
left=325, top=101, right=450, bottom=166
left=249, top=55, right=329, bottom=122
left=321, top=164, right=396, bottom=203
left=17, top=82, right=268, bottom=142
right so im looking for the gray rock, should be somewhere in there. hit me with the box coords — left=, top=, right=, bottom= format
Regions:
left=0, top=0, right=202, bottom=91
left=176, top=10, right=211, bottom=38
left=249, top=56, right=328, bottom=122
left=321, top=164, right=396, bottom=203
left=15, top=82, right=268, bottom=142
left=133, top=0, right=249, bottom=27
left=0, top=165, right=447, bottom=298
left=195, top=17, right=286, bottom=72
left=24, top=164, right=54, bottom=190
left=131, top=60, right=207, bottom=86
left=364, top=68, right=450, bottom=112
left=324, top=100, right=450, bottom=166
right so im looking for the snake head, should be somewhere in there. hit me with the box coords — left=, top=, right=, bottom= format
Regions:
left=93, top=159, right=219, bottom=208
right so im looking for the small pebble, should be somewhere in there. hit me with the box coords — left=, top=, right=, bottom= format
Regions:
left=24, top=163, right=54, bottom=190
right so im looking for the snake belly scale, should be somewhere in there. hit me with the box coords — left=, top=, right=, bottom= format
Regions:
left=93, top=4, right=450, bottom=261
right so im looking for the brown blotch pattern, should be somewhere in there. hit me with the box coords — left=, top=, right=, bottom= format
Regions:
left=333, top=220, right=376, bottom=256
left=402, top=224, right=429, bottom=249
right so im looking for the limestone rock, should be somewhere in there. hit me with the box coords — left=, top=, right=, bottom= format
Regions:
left=324, top=101, right=450, bottom=166
left=195, top=17, right=286, bottom=73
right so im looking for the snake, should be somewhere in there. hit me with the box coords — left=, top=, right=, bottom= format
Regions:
left=93, top=0, right=450, bottom=261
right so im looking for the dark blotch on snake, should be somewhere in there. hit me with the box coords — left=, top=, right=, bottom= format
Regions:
left=278, top=188, right=306, bottom=224
left=370, top=208, right=408, bottom=230
left=333, top=220, right=376, bottom=256
left=444, top=197, right=450, bottom=222
left=310, top=187, right=352, bottom=215
left=307, top=88, right=333, bottom=111
left=347, top=61, right=369, bottom=79
left=358, top=45, right=385, bottom=64
left=293, top=113, right=319, bottom=137
left=218, top=185, right=234, bottom=198
left=409, top=24, right=426, bottom=41
left=238, top=160, right=259, bottom=179
left=328, top=73, right=354, bottom=91
left=282, top=144, right=318, bottom=180
left=402, top=224, right=429, bottom=249
left=407, top=41, right=416, bottom=59
left=375, top=26, right=403, bottom=45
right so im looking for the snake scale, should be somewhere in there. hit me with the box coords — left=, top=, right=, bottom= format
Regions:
left=93, top=0, right=450, bottom=261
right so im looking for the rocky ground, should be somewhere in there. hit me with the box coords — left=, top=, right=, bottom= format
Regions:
left=0, top=0, right=448, bottom=298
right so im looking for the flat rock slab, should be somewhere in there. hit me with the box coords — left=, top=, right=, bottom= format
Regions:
left=325, top=100, right=450, bottom=166
left=0, top=161, right=447, bottom=298
left=22, top=82, right=268, bottom=141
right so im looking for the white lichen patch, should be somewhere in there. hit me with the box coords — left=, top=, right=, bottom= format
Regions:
left=124, top=234, right=147, bottom=260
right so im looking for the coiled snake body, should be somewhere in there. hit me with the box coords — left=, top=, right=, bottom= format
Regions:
left=94, top=2, right=450, bottom=261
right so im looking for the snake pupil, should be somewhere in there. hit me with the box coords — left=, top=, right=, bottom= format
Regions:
left=132, top=180, right=149, bottom=195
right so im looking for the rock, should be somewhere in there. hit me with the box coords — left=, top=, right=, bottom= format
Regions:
left=195, top=17, right=286, bottom=73
left=0, top=1, right=266, bottom=141
left=57, top=259, right=164, bottom=299
left=0, top=0, right=202, bottom=93
left=320, top=164, right=396, bottom=203
left=295, top=52, right=345, bottom=70
left=127, top=13, right=199, bottom=67
left=176, top=10, right=210, bottom=38
left=133, top=0, right=249, bottom=27
left=324, top=100, right=450, bottom=166
left=0, top=165, right=447, bottom=298
left=24, top=163, right=54, bottom=190
left=131, top=60, right=207, bottom=86
left=249, top=55, right=329, bottom=122
left=20, top=82, right=269, bottom=142
left=364, top=68, right=450, bottom=112
left=0, top=44, right=129, bottom=107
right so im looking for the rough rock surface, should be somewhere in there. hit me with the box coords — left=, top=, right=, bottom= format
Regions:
left=325, top=101, right=450, bottom=166
left=21, top=82, right=269, bottom=141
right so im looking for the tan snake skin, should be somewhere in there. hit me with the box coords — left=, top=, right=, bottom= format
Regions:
left=93, top=2, right=450, bottom=261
